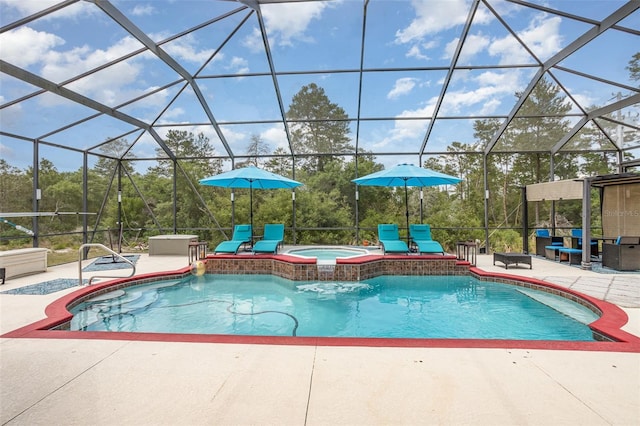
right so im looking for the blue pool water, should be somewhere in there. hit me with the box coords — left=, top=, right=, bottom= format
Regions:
left=70, top=275, right=599, bottom=340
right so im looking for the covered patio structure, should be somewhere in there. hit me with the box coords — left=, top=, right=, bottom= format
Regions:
left=523, top=173, right=640, bottom=270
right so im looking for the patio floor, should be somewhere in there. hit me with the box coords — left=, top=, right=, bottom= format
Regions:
left=1, top=250, right=638, bottom=425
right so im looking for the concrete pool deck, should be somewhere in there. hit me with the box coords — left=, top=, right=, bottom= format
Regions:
left=1, top=250, right=639, bottom=425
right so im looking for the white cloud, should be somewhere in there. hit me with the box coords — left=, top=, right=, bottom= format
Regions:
left=396, top=0, right=466, bottom=43
left=488, top=35, right=520, bottom=63
left=133, top=87, right=172, bottom=110
left=217, top=126, right=246, bottom=154
left=36, top=36, right=148, bottom=105
left=161, top=34, right=217, bottom=63
left=475, top=69, right=517, bottom=87
left=0, top=0, right=59, bottom=15
left=444, top=33, right=490, bottom=62
left=261, top=125, right=288, bottom=151
left=227, top=57, right=250, bottom=74
left=242, top=28, right=264, bottom=53
left=422, top=40, right=439, bottom=50
left=159, top=107, right=186, bottom=122
left=396, top=0, right=491, bottom=43
left=406, top=39, right=440, bottom=60
left=371, top=102, right=435, bottom=150
left=450, top=68, right=472, bottom=84
left=0, top=25, right=217, bottom=108
left=489, top=15, right=562, bottom=64
left=440, top=70, right=520, bottom=114
left=131, top=4, right=156, bottom=16
left=0, top=0, right=92, bottom=20
left=0, top=27, right=65, bottom=68
left=567, top=93, right=594, bottom=113
left=388, top=78, right=418, bottom=99
left=242, top=1, right=336, bottom=50
left=40, top=35, right=145, bottom=80
left=519, top=15, right=563, bottom=61
left=396, top=0, right=494, bottom=62
left=372, top=68, right=522, bottom=150
left=406, top=45, right=429, bottom=60
left=479, top=98, right=501, bottom=115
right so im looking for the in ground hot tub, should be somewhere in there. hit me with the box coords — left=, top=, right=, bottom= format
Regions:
left=286, top=246, right=370, bottom=263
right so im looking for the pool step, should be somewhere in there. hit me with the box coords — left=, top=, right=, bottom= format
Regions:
left=516, top=288, right=598, bottom=325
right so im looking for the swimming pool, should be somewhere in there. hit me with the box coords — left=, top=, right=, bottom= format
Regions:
left=69, top=274, right=599, bottom=341
left=286, top=247, right=369, bottom=262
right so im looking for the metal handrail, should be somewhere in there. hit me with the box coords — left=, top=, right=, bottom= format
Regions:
left=79, top=243, right=136, bottom=286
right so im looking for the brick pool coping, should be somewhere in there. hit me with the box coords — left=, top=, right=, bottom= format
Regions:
left=3, top=254, right=639, bottom=352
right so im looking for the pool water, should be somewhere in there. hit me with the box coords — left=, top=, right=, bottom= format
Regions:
left=287, top=247, right=368, bottom=261
left=70, top=275, right=599, bottom=341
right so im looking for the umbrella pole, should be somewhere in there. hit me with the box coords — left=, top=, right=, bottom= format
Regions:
left=250, top=183, right=254, bottom=245
left=404, top=181, right=410, bottom=244
left=231, top=190, right=235, bottom=230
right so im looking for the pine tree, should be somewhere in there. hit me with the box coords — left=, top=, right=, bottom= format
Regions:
left=286, top=83, right=353, bottom=173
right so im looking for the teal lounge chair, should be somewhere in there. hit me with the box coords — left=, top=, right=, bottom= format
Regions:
left=377, top=224, right=410, bottom=254
left=409, top=224, right=445, bottom=254
left=252, top=224, right=285, bottom=254
left=214, top=224, right=252, bottom=254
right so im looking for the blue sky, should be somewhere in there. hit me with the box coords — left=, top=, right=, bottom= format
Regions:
left=0, top=0, right=638, bottom=172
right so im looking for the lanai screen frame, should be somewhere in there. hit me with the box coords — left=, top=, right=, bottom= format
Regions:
left=1, top=0, right=639, bottom=253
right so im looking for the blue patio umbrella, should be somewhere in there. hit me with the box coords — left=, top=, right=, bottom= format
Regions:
left=352, top=163, right=462, bottom=241
left=199, top=165, right=303, bottom=240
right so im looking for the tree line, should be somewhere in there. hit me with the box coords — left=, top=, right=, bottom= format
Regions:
left=1, top=74, right=636, bottom=262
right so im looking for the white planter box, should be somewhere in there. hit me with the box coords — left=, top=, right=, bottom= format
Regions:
left=0, top=248, right=48, bottom=280
left=148, top=235, right=198, bottom=256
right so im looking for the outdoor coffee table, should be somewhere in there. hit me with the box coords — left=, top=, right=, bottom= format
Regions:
left=493, top=252, right=532, bottom=269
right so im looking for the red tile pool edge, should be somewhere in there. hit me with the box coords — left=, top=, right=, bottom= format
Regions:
left=3, top=264, right=639, bottom=353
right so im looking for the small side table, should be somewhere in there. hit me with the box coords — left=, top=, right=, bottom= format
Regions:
left=188, top=241, right=208, bottom=264
left=456, top=241, right=477, bottom=266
